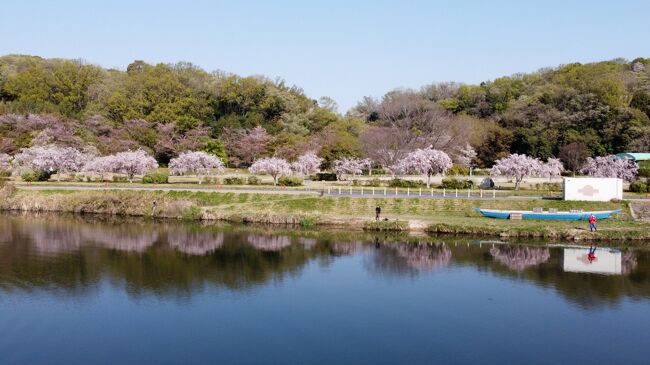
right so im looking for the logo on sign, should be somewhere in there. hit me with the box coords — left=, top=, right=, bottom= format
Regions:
left=578, top=185, right=599, bottom=196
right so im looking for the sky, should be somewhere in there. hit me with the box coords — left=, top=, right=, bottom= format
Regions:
left=2, top=0, right=650, bottom=112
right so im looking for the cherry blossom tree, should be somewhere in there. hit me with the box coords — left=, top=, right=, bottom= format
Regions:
left=169, top=151, right=225, bottom=184
left=398, top=147, right=452, bottom=187
left=12, top=145, right=89, bottom=180
left=83, top=155, right=118, bottom=181
left=332, top=157, right=365, bottom=181
left=291, top=151, right=323, bottom=177
left=581, top=155, right=638, bottom=181
left=490, top=154, right=543, bottom=190
left=111, top=150, right=158, bottom=183
left=249, top=157, right=292, bottom=185
left=540, top=158, right=564, bottom=181
left=0, top=153, right=11, bottom=174
left=455, top=143, right=477, bottom=175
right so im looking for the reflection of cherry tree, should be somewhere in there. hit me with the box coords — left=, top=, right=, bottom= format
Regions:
left=298, top=237, right=318, bottom=250
left=490, top=246, right=550, bottom=271
left=331, top=241, right=367, bottom=255
left=168, top=230, right=224, bottom=255
left=246, top=234, right=292, bottom=251
left=83, top=227, right=158, bottom=252
left=29, top=225, right=84, bottom=254
left=622, top=251, right=638, bottom=275
left=394, top=243, right=452, bottom=271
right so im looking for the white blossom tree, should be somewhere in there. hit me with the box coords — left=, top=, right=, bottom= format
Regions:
left=455, top=143, right=477, bottom=176
left=291, top=152, right=323, bottom=177
left=398, top=147, right=452, bottom=187
left=12, top=145, right=89, bottom=181
left=83, top=155, right=118, bottom=181
left=0, top=153, right=11, bottom=174
left=581, top=155, right=638, bottom=181
left=169, top=151, right=225, bottom=184
left=540, top=158, right=564, bottom=181
left=111, top=150, right=158, bottom=183
left=332, top=157, right=365, bottom=181
left=249, top=157, right=292, bottom=185
left=490, top=154, right=543, bottom=190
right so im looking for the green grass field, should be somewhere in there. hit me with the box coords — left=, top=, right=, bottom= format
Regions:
left=4, top=187, right=648, bottom=242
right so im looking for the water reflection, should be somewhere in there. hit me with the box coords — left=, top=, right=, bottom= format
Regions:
left=0, top=213, right=649, bottom=308
left=246, top=234, right=291, bottom=251
left=563, top=247, right=638, bottom=275
left=168, top=228, right=223, bottom=255
left=490, top=246, right=551, bottom=271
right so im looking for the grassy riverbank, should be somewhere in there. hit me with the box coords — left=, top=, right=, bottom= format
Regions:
left=1, top=186, right=649, bottom=242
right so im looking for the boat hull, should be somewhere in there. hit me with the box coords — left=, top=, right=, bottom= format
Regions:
left=475, top=209, right=622, bottom=220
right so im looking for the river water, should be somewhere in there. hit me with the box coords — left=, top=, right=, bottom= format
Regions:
left=0, top=213, right=649, bottom=364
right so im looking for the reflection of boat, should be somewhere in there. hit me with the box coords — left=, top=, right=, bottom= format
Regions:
left=563, top=248, right=622, bottom=275
left=475, top=208, right=621, bottom=220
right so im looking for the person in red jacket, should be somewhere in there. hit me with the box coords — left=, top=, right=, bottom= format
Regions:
left=588, top=214, right=597, bottom=232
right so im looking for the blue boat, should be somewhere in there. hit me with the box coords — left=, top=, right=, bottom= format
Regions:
left=474, top=208, right=622, bottom=220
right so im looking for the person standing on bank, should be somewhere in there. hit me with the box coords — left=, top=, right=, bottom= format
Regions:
left=375, top=206, right=381, bottom=221
left=588, top=213, right=597, bottom=232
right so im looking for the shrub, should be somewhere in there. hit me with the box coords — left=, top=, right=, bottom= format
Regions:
left=224, top=177, right=245, bottom=185
left=534, top=182, right=562, bottom=191
left=203, top=177, right=220, bottom=184
left=388, top=178, right=426, bottom=188
left=363, top=168, right=386, bottom=176
left=311, top=172, right=337, bottom=181
left=354, top=179, right=382, bottom=187
left=142, top=171, right=169, bottom=184
left=247, top=176, right=261, bottom=185
left=112, top=175, right=128, bottom=182
left=363, top=220, right=408, bottom=231
left=439, top=178, right=474, bottom=189
left=278, top=175, right=303, bottom=186
left=21, top=170, right=52, bottom=182
left=638, top=168, right=650, bottom=178
left=299, top=217, right=316, bottom=228
left=366, top=178, right=382, bottom=187
left=448, top=164, right=469, bottom=176
left=629, top=180, right=648, bottom=193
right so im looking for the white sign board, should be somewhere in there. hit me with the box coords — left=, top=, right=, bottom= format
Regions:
left=563, top=177, right=623, bottom=201
left=563, top=248, right=622, bottom=275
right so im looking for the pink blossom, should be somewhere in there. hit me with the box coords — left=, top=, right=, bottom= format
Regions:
left=581, top=155, right=638, bottom=181
left=83, top=155, right=118, bottom=181
left=490, top=154, right=543, bottom=190
left=291, top=152, right=323, bottom=176
left=12, top=145, right=90, bottom=180
left=455, top=143, right=477, bottom=169
left=332, top=158, right=365, bottom=180
left=249, top=157, right=292, bottom=184
left=169, top=151, right=225, bottom=184
left=110, top=149, right=159, bottom=183
left=540, top=157, right=564, bottom=180
left=398, top=147, right=452, bottom=187
left=0, top=153, right=11, bottom=173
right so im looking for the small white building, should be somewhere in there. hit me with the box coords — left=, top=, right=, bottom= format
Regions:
left=563, top=177, right=623, bottom=202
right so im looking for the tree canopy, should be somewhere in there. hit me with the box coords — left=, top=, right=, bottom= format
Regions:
left=1, top=54, right=649, bottom=168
